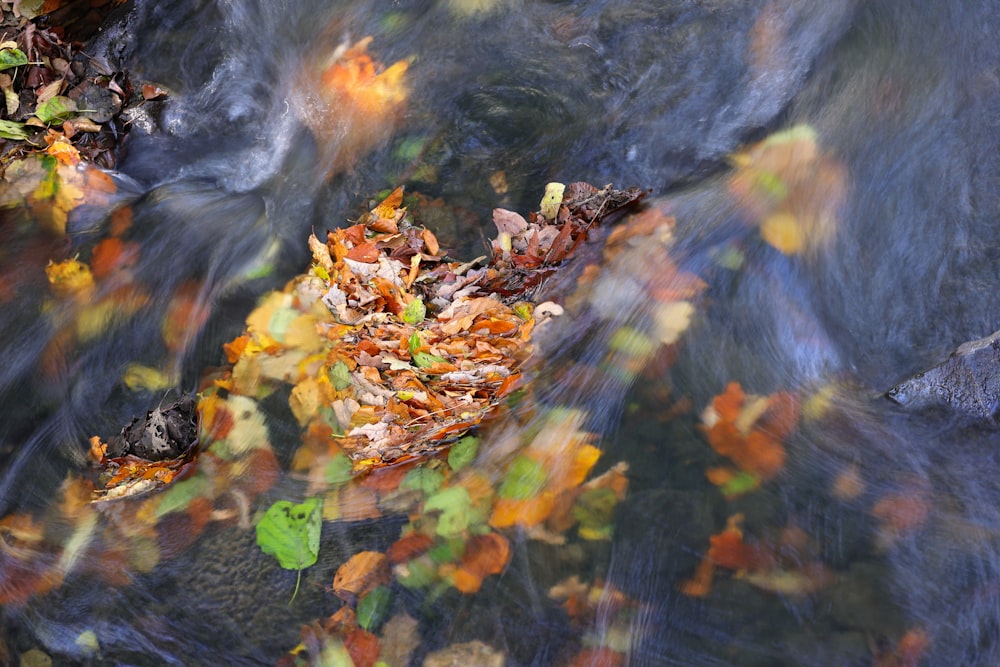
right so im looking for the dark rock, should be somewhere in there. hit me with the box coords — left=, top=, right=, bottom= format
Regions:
left=886, top=329, right=1000, bottom=421
left=105, top=394, right=199, bottom=460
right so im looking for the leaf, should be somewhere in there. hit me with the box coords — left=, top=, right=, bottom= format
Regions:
left=0, top=119, right=28, bottom=140
left=357, top=585, right=392, bottom=631
left=401, top=298, right=426, bottom=324
left=452, top=532, right=511, bottom=594
left=572, top=487, right=619, bottom=541
left=255, top=497, right=323, bottom=571
left=333, top=551, right=391, bottom=603
left=412, top=351, right=448, bottom=368
left=539, top=182, right=565, bottom=220
left=35, top=96, right=78, bottom=124
left=325, top=453, right=355, bottom=486
left=154, top=475, right=210, bottom=518
left=498, top=455, right=547, bottom=500
left=400, top=467, right=444, bottom=495
left=0, top=47, right=27, bottom=71
left=424, top=486, right=473, bottom=537
left=447, top=435, right=478, bottom=471
left=330, top=360, right=352, bottom=390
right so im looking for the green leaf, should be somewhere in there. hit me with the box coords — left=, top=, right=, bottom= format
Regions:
left=447, top=435, right=478, bottom=471
left=400, top=467, right=444, bottom=495
left=607, top=326, right=656, bottom=358
left=267, top=307, right=298, bottom=342
left=572, top=487, right=619, bottom=541
left=396, top=556, right=436, bottom=589
left=329, top=360, right=352, bottom=390
left=324, top=453, right=354, bottom=486
left=0, top=119, right=28, bottom=140
left=357, top=585, right=392, bottom=631
left=719, top=470, right=760, bottom=498
left=154, top=474, right=209, bottom=518
left=255, top=497, right=323, bottom=571
left=424, top=486, right=472, bottom=537
left=427, top=537, right=464, bottom=564
left=408, top=331, right=421, bottom=356
left=35, top=95, right=78, bottom=124
left=498, top=456, right=547, bottom=500
left=413, top=351, right=447, bottom=368
left=402, top=298, right=426, bottom=324
left=0, top=47, right=28, bottom=71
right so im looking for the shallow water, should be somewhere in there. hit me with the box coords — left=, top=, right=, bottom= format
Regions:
left=3, top=0, right=1000, bottom=665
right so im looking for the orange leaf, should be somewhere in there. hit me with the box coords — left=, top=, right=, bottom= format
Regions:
left=347, top=242, right=381, bottom=263
left=569, top=647, right=625, bottom=667
left=373, top=185, right=404, bottom=220
left=707, top=529, right=758, bottom=570
left=714, top=382, right=745, bottom=422
left=452, top=532, right=511, bottom=594
left=334, top=551, right=392, bottom=604
left=163, top=281, right=211, bottom=353
left=489, top=492, right=556, bottom=529
left=386, top=532, right=434, bottom=564
left=742, top=430, right=786, bottom=479
left=90, top=237, right=140, bottom=280
left=344, top=627, right=380, bottom=667
left=679, top=556, right=716, bottom=598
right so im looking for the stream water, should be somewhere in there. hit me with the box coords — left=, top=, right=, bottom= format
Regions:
left=3, top=0, right=1000, bottom=665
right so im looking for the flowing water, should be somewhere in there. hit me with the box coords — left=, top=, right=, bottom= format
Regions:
left=3, top=0, right=1000, bottom=665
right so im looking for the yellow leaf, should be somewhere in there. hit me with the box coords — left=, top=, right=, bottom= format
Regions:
left=45, top=258, right=93, bottom=299
left=539, top=182, right=565, bottom=220
left=122, top=364, right=176, bottom=392
left=760, top=212, right=803, bottom=254
left=652, top=300, right=694, bottom=345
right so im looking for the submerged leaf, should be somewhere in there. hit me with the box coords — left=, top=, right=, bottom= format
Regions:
left=498, top=456, right=547, bottom=500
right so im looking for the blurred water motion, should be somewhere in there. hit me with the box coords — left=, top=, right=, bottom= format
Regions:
left=2, top=1, right=1000, bottom=665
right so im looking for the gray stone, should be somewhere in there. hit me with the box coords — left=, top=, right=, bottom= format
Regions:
left=887, top=329, right=1000, bottom=421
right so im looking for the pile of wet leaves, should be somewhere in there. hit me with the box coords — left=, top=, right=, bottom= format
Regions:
left=0, top=0, right=137, bottom=169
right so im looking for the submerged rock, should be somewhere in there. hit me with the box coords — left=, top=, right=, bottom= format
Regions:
left=887, top=329, right=1000, bottom=421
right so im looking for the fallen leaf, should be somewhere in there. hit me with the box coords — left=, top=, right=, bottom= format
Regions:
left=334, top=551, right=391, bottom=604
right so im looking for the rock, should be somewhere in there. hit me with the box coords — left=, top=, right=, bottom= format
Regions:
left=887, top=329, right=1000, bottom=421
left=422, top=641, right=505, bottom=667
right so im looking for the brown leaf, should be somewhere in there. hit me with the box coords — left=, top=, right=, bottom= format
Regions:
left=333, top=551, right=392, bottom=604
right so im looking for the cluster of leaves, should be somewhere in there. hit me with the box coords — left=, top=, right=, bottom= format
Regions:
left=698, top=381, right=799, bottom=494
left=678, top=382, right=832, bottom=598
left=728, top=125, right=847, bottom=255
left=0, top=0, right=134, bottom=168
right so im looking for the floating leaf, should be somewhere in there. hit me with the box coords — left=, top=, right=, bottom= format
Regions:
left=256, top=497, right=323, bottom=601
left=35, top=96, right=78, bottom=124
left=333, top=550, right=391, bottom=604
